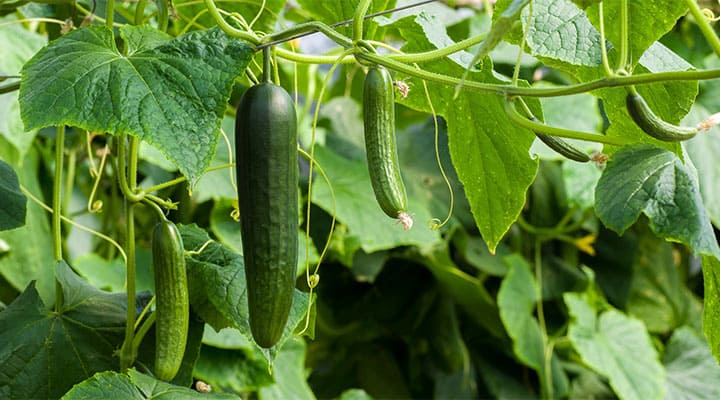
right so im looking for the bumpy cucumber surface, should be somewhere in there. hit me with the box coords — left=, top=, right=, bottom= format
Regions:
left=235, top=81, right=298, bottom=348
left=152, top=220, right=189, bottom=381
left=363, top=65, right=411, bottom=229
left=625, top=93, right=697, bottom=142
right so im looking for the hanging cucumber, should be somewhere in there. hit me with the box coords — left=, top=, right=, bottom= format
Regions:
left=363, top=65, right=413, bottom=230
left=235, top=49, right=298, bottom=348
left=625, top=90, right=697, bottom=142
left=152, top=220, right=189, bottom=381
left=504, top=99, right=590, bottom=163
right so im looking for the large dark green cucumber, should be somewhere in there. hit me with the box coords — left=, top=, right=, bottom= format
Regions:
left=152, top=220, right=189, bottom=381
left=625, top=93, right=697, bottom=142
left=235, top=81, right=298, bottom=348
left=363, top=65, right=412, bottom=229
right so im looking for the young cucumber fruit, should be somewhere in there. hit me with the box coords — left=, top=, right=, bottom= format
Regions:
left=152, top=220, right=189, bottom=381
left=363, top=65, right=413, bottom=230
left=534, top=132, right=590, bottom=163
left=235, top=81, right=298, bottom=348
left=503, top=99, right=590, bottom=163
left=625, top=93, right=697, bottom=142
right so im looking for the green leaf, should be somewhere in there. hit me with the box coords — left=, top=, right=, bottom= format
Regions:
left=663, top=326, right=720, bottom=400
left=585, top=0, right=688, bottom=68
left=0, top=261, right=144, bottom=399
left=626, top=223, right=694, bottom=333
left=72, top=249, right=154, bottom=294
left=194, top=345, right=273, bottom=394
left=387, top=12, right=539, bottom=251
left=414, top=244, right=505, bottom=338
left=0, top=148, right=55, bottom=304
left=19, top=25, right=253, bottom=184
left=179, top=224, right=310, bottom=353
left=565, top=289, right=666, bottom=400
left=522, top=0, right=603, bottom=66
left=497, top=255, right=569, bottom=397
left=473, top=0, right=530, bottom=67
left=310, top=145, right=439, bottom=252
left=209, top=199, right=320, bottom=276
left=0, top=15, right=45, bottom=158
left=684, top=103, right=720, bottom=227
left=61, top=369, right=240, bottom=399
left=595, top=144, right=720, bottom=256
left=258, top=339, right=315, bottom=400
left=702, top=255, right=720, bottom=363
left=202, top=326, right=254, bottom=350
left=0, top=158, right=25, bottom=230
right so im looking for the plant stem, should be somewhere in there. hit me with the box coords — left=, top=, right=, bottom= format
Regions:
left=134, top=0, right=148, bottom=25
left=685, top=0, right=720, bottom=57
left=203, top=0, right=260, bottom=44
left=598, top=2, right=613, bottom=77
left=353, top=0, right=372, bottom=42
left=505, top=98, right=630, bottom=145
left=534, top=240, right=552, bottom=399
left=119, top=200, right=137, bottom=372
left=53, top=126, right=65, bottom=310
left=357, top=50, right=720, bottom=97
left=617, top=0, right=628, bottom=70
left=106, top=0, right=115, bottom=28
left=116, top=135, right=145, bottom=203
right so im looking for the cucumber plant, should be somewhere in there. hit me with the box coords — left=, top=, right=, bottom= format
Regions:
left=625, top=89, right=698, bottom=142
left=235, top=49, right=299, bottom=348
left=363, top=65, right=413, bottom=230
left=151, top=219, right=189, bottom=381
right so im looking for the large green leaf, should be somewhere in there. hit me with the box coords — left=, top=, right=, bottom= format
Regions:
left=522, top=0, right=602, bottom=66
left=663, top=327, right=720, bottom=400
left=0, top=15, right=45, bottom=158
left=19, top=25, right=253, bottom=184
left=626, top=223, right=694, bottom=333
left=0, top=147, right=55, bottom=304
left=386, top=12, right=539, bottom=251
left=595, top=144, right=720, bottom=257
left=258, top=339, right=315, bottom=400
left=684, top=103, right=720, bottom=227
left=565, top=289, right=666, bottom=400
left=179, top=224, right=310, bottom=354
left=0, top=159, right=25, bottom=231
left=0, top=261, right=146, bottom=399
left=310, top=145, right=439, bottom=252
left=61, top=369, right=240, bottom=399
left=497, top=255, right=568, bottom=397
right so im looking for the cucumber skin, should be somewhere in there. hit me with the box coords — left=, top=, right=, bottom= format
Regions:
left=235, top=82, right=298, bottom=348
left=363, top=66, right=408, bottom=219
left=152, top=221, right=189, bottom=381
left=625, top=93, right=697, bottom=142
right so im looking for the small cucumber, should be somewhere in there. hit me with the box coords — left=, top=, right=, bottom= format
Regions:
left=363, top=65, right=412, bottom=230
left=235, top=80, right=298, bottom=348
left=152, top=220, right=189, bottom=381
left=625, top=93, right=697, bottom=142
left=504, top=99, right=590, bottom=163
left=534, top=132, right=590, bottom=163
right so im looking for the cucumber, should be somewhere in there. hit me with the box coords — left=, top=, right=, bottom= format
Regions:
left=625, top=93, right=697, bottom=142
left=504, top=99, right=590, bottom=162
left=363, top=65, right=412, bottom=230
left=152, top=220, right=189, bottom=381
left=534, top=132, right=590, bottom=163
left=235, top=79, right=298, bottom=348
